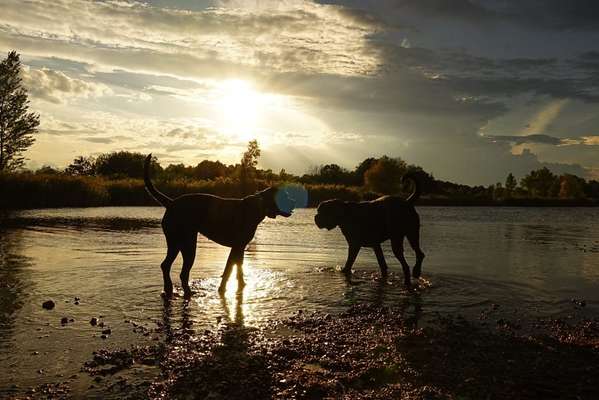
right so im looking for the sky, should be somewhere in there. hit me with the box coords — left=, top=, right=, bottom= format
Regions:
left=1, top=0, right=599, bottom=185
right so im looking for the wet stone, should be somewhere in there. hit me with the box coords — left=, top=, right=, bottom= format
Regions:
left=42, top=300, right=55, bottom=310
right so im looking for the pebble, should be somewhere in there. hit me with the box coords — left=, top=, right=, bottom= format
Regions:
left=102, top=328, right=112, bottom=335
left=90, top=317, right=98, bottom=326
left=42, top=300, right=55, bottom=310
left=61, top=317, right=69, bottom=325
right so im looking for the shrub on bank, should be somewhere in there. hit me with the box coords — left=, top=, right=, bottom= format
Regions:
left=0, top=173, right=109, bottom=208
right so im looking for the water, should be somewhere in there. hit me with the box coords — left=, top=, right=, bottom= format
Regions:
left=1, top=206, right=599, bottom=392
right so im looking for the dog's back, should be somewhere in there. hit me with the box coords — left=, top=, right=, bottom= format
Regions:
left=339, top=196, right=419, bottom=246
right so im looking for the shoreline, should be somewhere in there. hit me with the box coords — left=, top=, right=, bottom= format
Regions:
left=2, top=200, right=598, bottom=211
left=9, top=295, right=599, bottom=399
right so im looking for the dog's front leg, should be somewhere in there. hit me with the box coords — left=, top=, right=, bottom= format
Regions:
left=373, top=244, right=388, bottom=277
left=236, top=251, right=246, bottom=290
left=218, top=247, right=243, bottom=294
left=341, top=245, right=360, bottom=274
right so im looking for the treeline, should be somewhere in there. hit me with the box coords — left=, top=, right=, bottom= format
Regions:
left=1, top=145, right=599, bottom=209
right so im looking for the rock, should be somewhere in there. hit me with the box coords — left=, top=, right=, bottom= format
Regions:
left=42, top=300, right=55, bottom=310
left=74, top=301, right=80, bottom=305
left=102, top=328, right=111, bottom=335
left=61, top=317, right=69, bottom=324
left=90, top=317, right=98, bottom=326
left=101, top=334, right=107, bottom=339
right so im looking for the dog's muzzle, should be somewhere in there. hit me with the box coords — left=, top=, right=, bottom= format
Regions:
left=314, top=213, right=325, bottom=229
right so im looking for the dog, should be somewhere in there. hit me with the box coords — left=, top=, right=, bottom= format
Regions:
left=314, top=174, right=425, bottom=287
left=144, top=154, right=294, bottom=297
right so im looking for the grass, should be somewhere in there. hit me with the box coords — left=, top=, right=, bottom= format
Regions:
left=1, top=173, right=597, bottom=209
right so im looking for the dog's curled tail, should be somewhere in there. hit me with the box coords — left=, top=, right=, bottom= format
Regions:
left=402, top=172, right=421, bottom=203
left=144, top=154, right=173, bottom=208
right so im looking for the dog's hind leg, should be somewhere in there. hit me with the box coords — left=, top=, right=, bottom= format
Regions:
left=373, top=244, right=388, bottom=277
left=218, top=247, right=243, bottom=294
left=342, top=245, right=360, bottom=274
left=160, top=221, right=179, bottom=298
left=391, top=236, right=412, bottom=287
left=179, top=233, right=197, bottom=299
left=160, top=244, right=179, bottom=298
left=407, top=230, right=425, bottom=279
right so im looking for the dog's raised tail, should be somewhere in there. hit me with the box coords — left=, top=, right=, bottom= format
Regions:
left=144, top=154, right=172, bottom=208
left=402, top=172, right=421, bottom=204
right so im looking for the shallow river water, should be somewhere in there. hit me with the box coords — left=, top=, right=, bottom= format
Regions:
left=1, top=206, right=599, bottom=394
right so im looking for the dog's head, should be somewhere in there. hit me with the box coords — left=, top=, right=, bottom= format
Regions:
left=314, top=199, right=345, bottom=230
left=257, top=186, right=295, bottom=219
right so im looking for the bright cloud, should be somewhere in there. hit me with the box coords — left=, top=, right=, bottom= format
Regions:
left=21, top=66, right=112, bottom=103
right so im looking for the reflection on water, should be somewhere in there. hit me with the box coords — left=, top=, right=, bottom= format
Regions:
left=0, top=229, right=34, bottom=351
left=0, top=206, right=599, bottom=392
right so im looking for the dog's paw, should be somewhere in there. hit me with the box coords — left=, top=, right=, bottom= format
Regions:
left=412, top=267, right=422, bottom=279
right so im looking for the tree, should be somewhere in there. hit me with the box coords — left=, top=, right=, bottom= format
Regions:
left=505, top=173, right=517, bottom=196
left=193, top=160, right=227, bottom=180
left=239, top=139, right=260, bottom=194
left=364, top=156, right=407, bottom=194
left=520, top=167, right=558, bottom=197
left=353, top=157, right=377, bottom=186
left=241, top=139, right=260, bottom=170
left=96, top=151, right=161, bottom=178
left=36, top=165, right=61, bottom=175
left=559, top=174, right=585, bottom=199
left=0, top=51, right=40, bottom=172
left=492, top=182, right=504, bottom=200
left=65, top=156, right=96, bottom=176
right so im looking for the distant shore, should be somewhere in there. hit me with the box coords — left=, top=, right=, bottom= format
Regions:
left=1, top=173, right=597, bottom=210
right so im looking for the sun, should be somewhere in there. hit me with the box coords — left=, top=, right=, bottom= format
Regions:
left=216, top=80, right=262, bottom=138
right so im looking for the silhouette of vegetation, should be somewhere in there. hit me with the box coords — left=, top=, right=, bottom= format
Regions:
left=1, top=143, right=598, bottom=209
left=65, top=156, right=96, bottom=176
left=0, top=51, right=39, bottom=172
left=238, top=139, right=260, bottom=195
left=364, top=156, right=407, bottom=194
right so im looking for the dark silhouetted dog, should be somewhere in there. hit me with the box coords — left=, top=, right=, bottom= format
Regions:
left=314, top=175, right=425, bottom=287
left=144, top=154, right=294, bottom=297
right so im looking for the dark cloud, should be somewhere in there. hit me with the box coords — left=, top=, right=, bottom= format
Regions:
left=485, top=134, right=564, bottom=146
left=377, top=0, right=599, bottom=31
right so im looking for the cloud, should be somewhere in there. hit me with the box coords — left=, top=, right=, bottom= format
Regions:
left=0, top=0, right=384, bottom=77
left=485, top=133, right=599, bottom=147
left=376, top=0, right=599, bottom=31
left=485, top=134, right=564, bottom=146
left=21, top=66, right=111, bottom=104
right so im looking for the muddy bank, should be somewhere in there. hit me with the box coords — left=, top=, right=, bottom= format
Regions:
left=14, top=299, right=599, bottom=400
